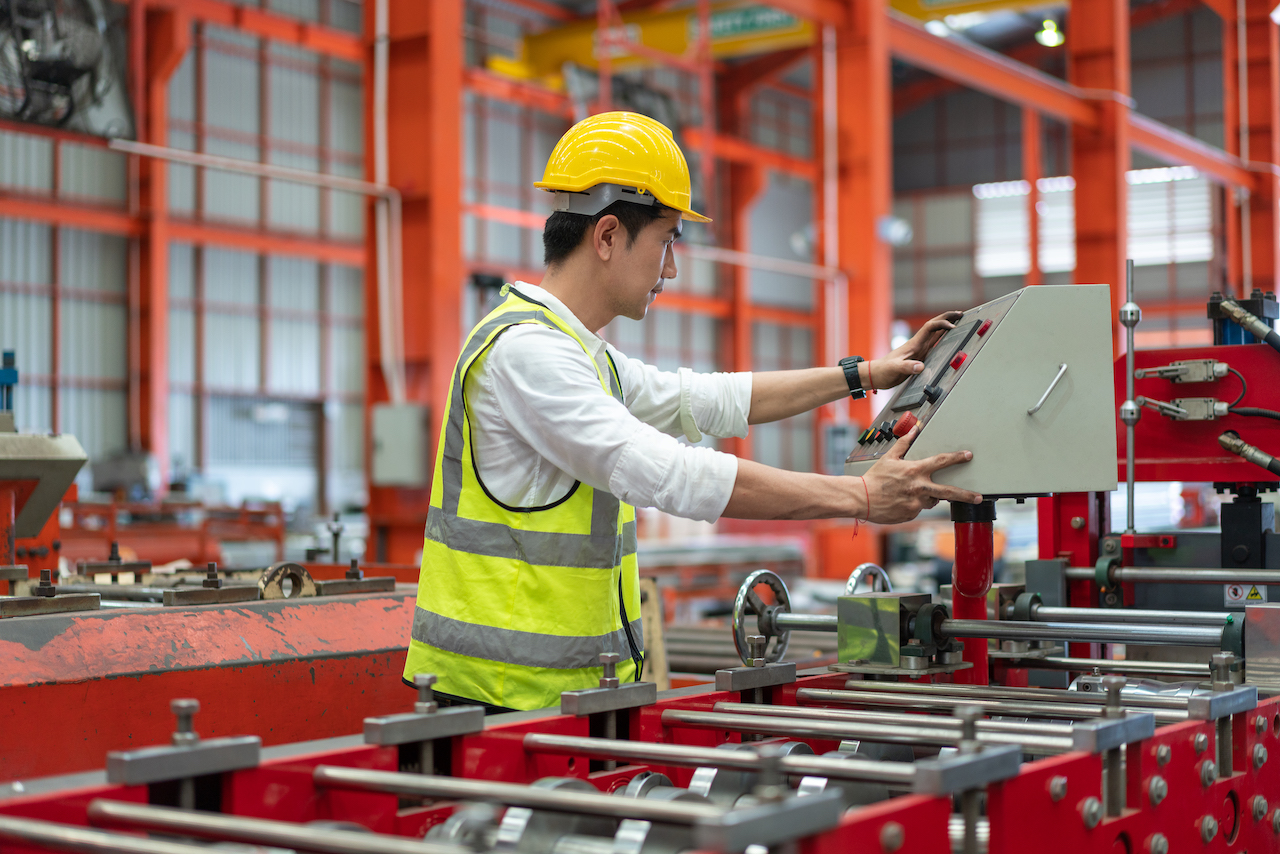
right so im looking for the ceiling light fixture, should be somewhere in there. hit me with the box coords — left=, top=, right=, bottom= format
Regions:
left=1035, top=19, right=1065, bottom=47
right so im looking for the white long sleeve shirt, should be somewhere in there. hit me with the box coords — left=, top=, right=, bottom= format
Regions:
left=466, top=283, right=751, bottom=522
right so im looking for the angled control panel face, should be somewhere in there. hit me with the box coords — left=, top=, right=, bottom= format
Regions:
left=845, top=284, right=1118, bottom=498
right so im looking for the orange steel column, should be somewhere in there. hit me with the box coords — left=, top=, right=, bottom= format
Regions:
left=1069, top=0, right=1130, bottom=357
left=1240, top=0, right=1280, bottom=291
left=364, top=0, right=464, bottom=564
left=837, top=0, right=891, bottom=427
left=1023, top=109, right=1041, bottom=286
left=134, top=6, right=189, bottom=491
left=1223, top=8, right=1243, bottom=293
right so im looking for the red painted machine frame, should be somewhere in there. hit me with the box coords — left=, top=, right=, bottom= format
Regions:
left=2, top=671, right=1277, bottom=854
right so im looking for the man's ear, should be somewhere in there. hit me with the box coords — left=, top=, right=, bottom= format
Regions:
left=593, top=214, right=622, bottom=262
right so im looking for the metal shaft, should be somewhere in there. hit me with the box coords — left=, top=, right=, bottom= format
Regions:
left=941, top=618, right=1223, bottom=648
left=821, top=679, right=1195, bottom=710
left=0, top=816, right=220, bottom=854
left=522, top=733, right=916, bottom=786
left=313, top=765, right=724, bottom=824
left=1030, top=606, right=1231, bottom=627
left=660, top=709, right=1074, bottom=754
left=1002, top=657, right=1208, bottom=678
left=88, top=801, right=462, bottom=854
left=1123, top=257, right=1138, bottom=535
left=1067, top=566, right=1280, bottom=585
left=795, top=688, right=1188, bottom=725
left=713, top=702, right=1074, bottom=737
left=774, top=613, right=838, bottom=632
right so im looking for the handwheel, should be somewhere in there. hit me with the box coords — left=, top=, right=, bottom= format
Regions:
left=732, top=569, right=792, bottom=666
left=844, top=562, right=892, bottom=595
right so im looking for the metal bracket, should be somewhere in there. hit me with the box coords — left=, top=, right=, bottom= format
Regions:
left=692, top=790, right=843, bottom=853
left=364, top=705, right=485, bottom=745
left=106, top=736, right=261, bottom=786
left=560, top=681, right=657, bottom=717
left=714, top=662, right=796, bottom=693
left=315, top=577, right=397, bottom=596
left=1070, top=712, right=1156, bottom=753
left=162, top=586, right=259, bottom=607
left=0, top=592, right=99, bottom=618
left=1187, top=685, right=1258, bottom=720
left=912, top=744, right=1022, bottom=796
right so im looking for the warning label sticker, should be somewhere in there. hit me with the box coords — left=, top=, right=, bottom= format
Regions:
left=1225, top=584, right=1269, bottom=606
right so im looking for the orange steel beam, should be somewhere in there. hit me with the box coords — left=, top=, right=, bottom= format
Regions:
left=1129, top=112, right=1262, bottom=192
left=1070, top=0, right=1130, bottom=358
left=684, top=127, right=819, bottom=180
left=465, top=68, right=574, bottom=118
left=168, top=220, right=365, bottom=264
left=1023, top=108, right=1040, bottom=286
left=837, top=0, right=892, bottom=429
left=887, top=11, right=1098, bottom=128
left=1239, top=0, right=1280, bottom=292
left=0, top=193, right=141, bottom=236
left=147, top=0, right=362, bottom=61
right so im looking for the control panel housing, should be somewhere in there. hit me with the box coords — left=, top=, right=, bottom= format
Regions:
left=844, top=284, right=1118, bottom=497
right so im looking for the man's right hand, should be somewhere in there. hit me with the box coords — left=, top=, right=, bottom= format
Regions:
left=861, top=423, right=982, bottom=524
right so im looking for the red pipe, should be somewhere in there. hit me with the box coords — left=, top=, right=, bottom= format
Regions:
left=951, top=503, right=995, bottom=685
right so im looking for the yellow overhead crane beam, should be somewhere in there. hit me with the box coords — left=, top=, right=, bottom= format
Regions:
left=486, top=1, right=1057, bottom=85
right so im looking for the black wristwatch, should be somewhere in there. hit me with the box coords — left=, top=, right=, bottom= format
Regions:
left=838, top=356, right=867, bottom=400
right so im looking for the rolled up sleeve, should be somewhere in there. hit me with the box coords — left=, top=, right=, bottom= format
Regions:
left=608, top=345, right=751, bottom=443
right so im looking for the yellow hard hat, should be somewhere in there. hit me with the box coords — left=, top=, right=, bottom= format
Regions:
left=536, top=111, right=711, bottom=223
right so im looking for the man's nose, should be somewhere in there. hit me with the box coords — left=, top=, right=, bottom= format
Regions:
left=663, top=245, right=678, bottom=279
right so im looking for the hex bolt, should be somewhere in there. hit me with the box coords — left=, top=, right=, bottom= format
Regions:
left=109, top=541, right=121, bottom=563
left=34, top=568, right=56, bottom=597
left=1200, top=815, right=1218, bottom=843
left=1273, top=808, right=1280, bottom=835
left=1200, top=760, right=1218, bottom=787
left=752, top=743, right=786, bottom=802
left=414, top=673, right=438, bottom=715
left=202, top=562, right=222, bottom=589
left=1253, top=796, right=1269, bottom=823
left=1211, top=652, right=1235, bottom=691
left=1156, top=744, right=1172, bottom=766
left=171, top=698, right=200, bottom=746
left=346, top=558, right=362, bottom=581
left=1258, top=715, right=1269, bottom=736
left=1101, top=675, right=1126, bottom=719
left=1048, top=776, right=1068, bottom=803
left=1146, top=833, right=1168, bottom=854
left=748, top=634, right=767, bottom=668
left=1194, top=733, right=1209, bottom=755
left=1070, top=516, right=1085, bottom=530
left=1255, top=744, right=1268, bottom=769
left=599, top=652, right=621, bottom=689
left=879, top=821, right=904, bottom=853
left=953, top=704, right=983, bottom=756
left=1147, top=776, right=1167, bottom=806
left=1080, top=797, right=1102, bottom=830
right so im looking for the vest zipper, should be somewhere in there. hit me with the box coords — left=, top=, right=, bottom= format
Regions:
left=617, top=576, right=644, bottom=682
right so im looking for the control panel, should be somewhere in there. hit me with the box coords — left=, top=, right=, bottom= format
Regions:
left=845, top=284, right=1118, bottom=497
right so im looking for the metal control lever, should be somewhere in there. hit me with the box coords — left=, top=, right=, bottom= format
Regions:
left=1136, top=395, right=1228, bottom=421
left=364, top=672, right=485, bottom=775
left=1134, top=359, right=1228, bottom=382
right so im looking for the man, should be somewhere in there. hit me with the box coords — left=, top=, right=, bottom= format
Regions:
left=404, top=112, right=981, bottom=712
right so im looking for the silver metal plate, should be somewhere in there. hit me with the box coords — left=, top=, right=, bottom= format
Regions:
left=714, top=663, right=796, bottom=693
left=1070, top=713, right=1156, bottom=753
left=363, top=705, right=485, bottom=746
left=913, top=744, right=1022, bottom=795
left=106, top=736, right=261, bottom=785
left=560, top=681, right=657, bottom=717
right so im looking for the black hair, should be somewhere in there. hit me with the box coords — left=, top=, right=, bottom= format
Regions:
left=542, top=199, right=672, bottom=267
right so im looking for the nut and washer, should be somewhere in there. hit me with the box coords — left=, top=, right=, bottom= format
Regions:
left=1200, top=760, right=1218, bottom=787
left=1146, top=833, right=1169, bottom=854
left=1255, top=744, right=1269, bottom=769
left=1194, top=733, right=1209, bottom=755
left=1080, top=797, right=1102, bottom=830
left=1048, top=776, right=1068, bottom=802
left=1200, top=815, right=1218, bottom=843
left=1253, top=796, right=1269, bottom=823
left=1156, top=744, right=1172, bottom=766
left=879, top=821, right=904, bottom=853
left=1147, top=776, right=1167, bottom=806
left=1258, top=716, right=1269, bottom=736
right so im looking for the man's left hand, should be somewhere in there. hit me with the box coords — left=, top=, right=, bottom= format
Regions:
left=866, top=310, right=963, bottom=391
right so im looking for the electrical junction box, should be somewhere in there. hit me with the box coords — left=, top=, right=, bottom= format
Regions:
left=371, top=403, right=430, bottom=487
left=844, top=284, right=1118, bottom=497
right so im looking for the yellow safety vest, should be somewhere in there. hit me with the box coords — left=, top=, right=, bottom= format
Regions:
left=404, top=287, right=644, bottom=710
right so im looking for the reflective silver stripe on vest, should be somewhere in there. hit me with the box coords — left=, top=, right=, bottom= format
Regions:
left=413, top=606, right=645, bottom=670
left=426, top=506, right=637, bottom=569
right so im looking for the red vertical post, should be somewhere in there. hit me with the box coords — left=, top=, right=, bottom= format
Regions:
left=951, top=500, right=994, bottom=685
left=1023, top=109, right=1041, bottom=287
left=837, top=0, right=891, bottom=428
left=1069, top=0, right=1130, bottom=358
left=0, top=487, right=14, bottom=567
left=1037, top=491, right=1109, bottom=659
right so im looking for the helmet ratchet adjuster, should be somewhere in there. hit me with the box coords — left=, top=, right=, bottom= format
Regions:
left=552, top=183, right=657, bottom=217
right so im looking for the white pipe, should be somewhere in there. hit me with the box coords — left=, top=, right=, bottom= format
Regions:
left=822, top=25, right=848, bottom=421
left=373, top=0, right=405, bottom=404
left=1237, top=0, right=1252, bottom=296
left=676, top=242, right=842, bottom=282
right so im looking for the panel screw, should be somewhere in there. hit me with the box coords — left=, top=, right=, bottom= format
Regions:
left=1253, top=795, right=1269, bottom=822
left=1080, top=797, right=1102, bottom=829
left=1258, top=715, right=1268, bottom=736
left=1200, top=760, right=1218, bottom=787
left=1200, top=815, right=1218, bottom=843
left=748, top=634, right=767, bottom=668
left=1194, top=733, right=1209, bottom=755
left=599, top=652, right=621, bottom=689
left=171, top=698, right=200, bottom=746
left=879, top=821, right=904, bottom=853
left=1146, top=833, right=1168, bottom=854
left=1147, top=776, right=1167, bottom=806
left=1048, top=775, right=1068, bottom=802
left=1156, top=744, right=1172, bottom=766
left=1070, top=516, right=1085, bottom=530
left=1255, top=744, right=1268, bottom=769
left=414, top=673, right=438, bottom=714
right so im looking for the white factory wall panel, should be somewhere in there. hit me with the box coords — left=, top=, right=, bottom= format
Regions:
left=169, top=393, right=197, bottom=473
left=0, top=219, right=52, bottom=433
left=204, top=248, right=261, bottom=391
left=748, top=174, right=815, bottom=311
left=60, top=390, right=127, bottom=462
left=267, top=257, right=321, bottom=396
left=752, top=322, right=813, bottom=472
left=59, top=144, right=127, bottom=203
left=0, top=130, right=53, bottom=193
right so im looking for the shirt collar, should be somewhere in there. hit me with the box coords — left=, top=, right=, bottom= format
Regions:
left=510, top=282, right=607, bottom=358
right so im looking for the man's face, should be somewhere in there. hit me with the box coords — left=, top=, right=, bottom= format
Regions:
left=609, top=209, right=682, bottom=321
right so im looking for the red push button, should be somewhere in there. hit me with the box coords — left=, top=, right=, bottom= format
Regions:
left=950, top=352, right=968, bottom=370
left=976, top=319, right=992, bottom=337
left=893, top=412, right=918, bottom=437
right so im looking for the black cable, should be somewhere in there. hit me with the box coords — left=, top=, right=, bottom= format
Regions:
left=1227, top=367, right=1248, bottom=408
left=1230, top=406, right=1280, bottom=422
